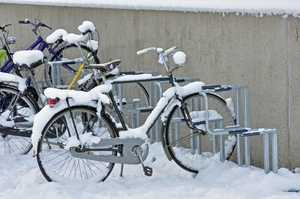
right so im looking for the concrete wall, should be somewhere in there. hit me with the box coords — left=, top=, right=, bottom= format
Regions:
left=0, top=3, right=299, bottom=170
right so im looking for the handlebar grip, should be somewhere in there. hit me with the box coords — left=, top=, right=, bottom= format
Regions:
left=165, top=46, right=178, bottom=55
left=81, top=30, right=91, bottom=35
left=0, top=24, right=11, bottom=29
left=1, top=24, right=11, bottom=28
left=18, top=20, right=28, bottom=24
left=137, top=49, right=149, bottom=55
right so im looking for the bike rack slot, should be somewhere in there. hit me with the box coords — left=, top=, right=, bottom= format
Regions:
left=200, top=84, right=278, bottom=174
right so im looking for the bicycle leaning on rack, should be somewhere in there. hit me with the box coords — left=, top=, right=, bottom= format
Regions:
left=0, top=19, right=100, bottom=94
left=0, top=44, right=149, bottom=156
left=31, top=46, right=237, bottom=183
left=0, top=40, right=98, bottom=155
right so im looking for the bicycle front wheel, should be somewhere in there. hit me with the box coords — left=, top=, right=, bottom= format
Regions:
left=44, top=42, right=100, bottom=89
left=36, top=106, right=117, bottom=183
left=0, top=85, right=39, bottom=155
left=165, top=93, right=236, bottom=173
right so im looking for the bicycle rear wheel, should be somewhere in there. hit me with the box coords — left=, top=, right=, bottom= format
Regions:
left=85, top=79, right=150, bottom=128
left=165, top=93, right=236, bottom=173
left=44, top=42, right=100, bottom=89
left=112, top=82, right=150, bottom=128
left=36, top=105, right=117, bottom=183
left=0, top=85, right=39, bottom=155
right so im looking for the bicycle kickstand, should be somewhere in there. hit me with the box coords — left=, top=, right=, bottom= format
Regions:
left=133, top=146, right=153, bottom=176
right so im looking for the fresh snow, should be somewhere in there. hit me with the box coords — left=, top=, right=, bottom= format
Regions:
left=0, top=0, right=300, bottom=198
left=45, top=29, right=67, bottom=44
left=13, top=50, right=43, bottom=67
left=28, top=68, right=300, bottom=198
left=0, top=143, right=299, bottom=199
left=1, top=0, right=300, bottom=16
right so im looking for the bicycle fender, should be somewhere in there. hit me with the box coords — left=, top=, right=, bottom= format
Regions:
left=161, top=123, right=173, bottom=161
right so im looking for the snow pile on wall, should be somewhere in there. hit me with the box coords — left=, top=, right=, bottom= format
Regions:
left=1, top=0, right=300, bottom=17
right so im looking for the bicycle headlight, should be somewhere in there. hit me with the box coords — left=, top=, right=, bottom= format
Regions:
left=173, top=51, right=186, bottom=67
left=7, top=37, right=16, bottom=45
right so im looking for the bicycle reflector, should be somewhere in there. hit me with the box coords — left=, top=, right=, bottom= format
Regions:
left=47, top=98, right=57, bottom=107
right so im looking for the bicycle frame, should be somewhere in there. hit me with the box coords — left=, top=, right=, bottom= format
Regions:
left=0, top=20, right=84, bottom=88
left=37, top=50, right=205, bottom=165
left=1, top=35, right=77, bottom=85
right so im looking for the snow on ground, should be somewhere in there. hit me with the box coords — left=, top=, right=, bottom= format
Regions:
left=0, top=0, right=299, bottom=198
left=0, top=142, right=299, bottom=199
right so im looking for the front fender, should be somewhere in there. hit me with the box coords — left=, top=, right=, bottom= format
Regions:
left=161, top=123, right=173, bottom=161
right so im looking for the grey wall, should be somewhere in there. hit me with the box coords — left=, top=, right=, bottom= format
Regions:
left=0, top=3, right=299, bottom=170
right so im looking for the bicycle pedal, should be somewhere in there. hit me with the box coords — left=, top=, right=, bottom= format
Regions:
left=143, top=166, right=153, bottom=176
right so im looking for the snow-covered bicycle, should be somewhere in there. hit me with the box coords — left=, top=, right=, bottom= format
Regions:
left=32, top=46, right=237, bottom=183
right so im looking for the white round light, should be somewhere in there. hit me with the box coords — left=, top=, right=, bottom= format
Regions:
left=173, top=51, right=186, bottom=66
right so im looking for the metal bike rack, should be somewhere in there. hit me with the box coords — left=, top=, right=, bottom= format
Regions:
left=150, top=76, right=200, bottom=143
left=48, top=62, right=278, bottom=173
left=49, top=58, right=85, bottom=89
left=200, top=84, right=278, bottom=174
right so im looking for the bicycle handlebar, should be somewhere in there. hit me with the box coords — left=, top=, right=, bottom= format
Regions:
left=165, top=46, right=178, bottom=55
left=137, top=46, right=178, bottom=56
left=137, top=46, right=180, bottom=74
left=136, top=47, right=156, bottom=55
left=18, top=19, right=52, bottom=35
left=18, top=20, right=28, bottom=24
left=81, top=30, right=92, bottom=36
left=0, top=24, right=11, bottom=30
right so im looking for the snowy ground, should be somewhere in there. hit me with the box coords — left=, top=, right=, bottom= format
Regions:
left=0, top=142, right=299, bottom=199
left=0, top=1, right=299, bottom=198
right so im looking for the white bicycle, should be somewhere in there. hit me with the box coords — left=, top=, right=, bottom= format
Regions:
left=32, top=46, right=236, bottom=183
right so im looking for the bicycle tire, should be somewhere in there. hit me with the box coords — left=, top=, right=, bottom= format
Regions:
left=165, top=93, right=236, bottom=173
left=111, top=82, right=150, bottom=128
left=0, top=84, right=39, bottom=155
left=36, top=105, right=117, bottom=183
left=44, top=42, right=100, bottom=89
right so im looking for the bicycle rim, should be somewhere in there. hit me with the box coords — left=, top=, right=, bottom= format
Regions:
left=0, top=85, right=39, bottom=155
left=110, top=82, right=150, bottom=128
left=165, top=93, right=236, bottom=173
left=37, top=106, right=117, bottom=183
left=44, top=42, right=100, bottom=89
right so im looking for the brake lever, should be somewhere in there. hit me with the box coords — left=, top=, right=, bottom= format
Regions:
left=41, top=23, right=52, bottom=30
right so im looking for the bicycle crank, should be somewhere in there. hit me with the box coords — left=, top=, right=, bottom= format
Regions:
left=133, top=145, right=153, bottom=176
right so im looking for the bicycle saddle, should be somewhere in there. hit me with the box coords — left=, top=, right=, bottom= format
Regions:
left=88, top=59, right=121, bottom=73
left=13, top=50, right=44, bottom=69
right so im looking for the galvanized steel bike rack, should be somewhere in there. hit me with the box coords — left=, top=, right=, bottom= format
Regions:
left=200, top=84, right=278, bottom=174
left=49, top=62, right=278, bottom=173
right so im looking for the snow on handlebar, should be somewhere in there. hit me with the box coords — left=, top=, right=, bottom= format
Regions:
left=137, top=46, right=186, bottom=68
